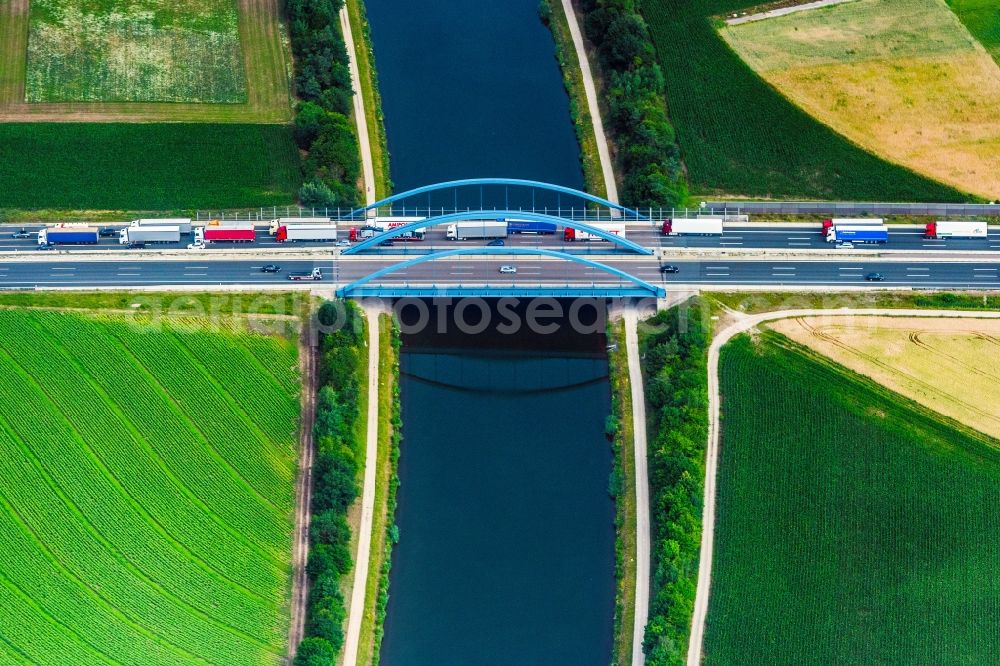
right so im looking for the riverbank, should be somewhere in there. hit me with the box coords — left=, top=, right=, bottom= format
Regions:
left=540, top=0, right=609, bottom=199
left=344, top=0, right=392, bottom=201
left=607, top=319, right=637, bottom=665
left=354, top=313, right=400, bottom=665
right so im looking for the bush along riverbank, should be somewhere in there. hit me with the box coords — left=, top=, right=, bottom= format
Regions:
left=285, top=0, right=362, bottom=208
left=294, top=301, right=367, bottom=666
left=573, top=0, right=688, bottom=207
left=638, top=298, right=710, bottom=665
left=606, top=319, right=637, bottom=665
left=539, top=0, right=607, bottom=198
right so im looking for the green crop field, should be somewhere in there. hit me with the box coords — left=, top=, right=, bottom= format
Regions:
left=26, top=0, right=246, bottom=103
left=639, top=0, right=968, bottom=201
left=0, top=122, right=300, bottom=209
left=0, top=308, right=300, bottom=665
left=705, top=332, right=1000, bottom=664
left=948, top=0, right=1000, bottom=63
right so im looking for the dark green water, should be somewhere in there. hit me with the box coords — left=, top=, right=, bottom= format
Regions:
left=382, top=301, right=615, bottom=664
left=365, top=0, right=613, bottom=660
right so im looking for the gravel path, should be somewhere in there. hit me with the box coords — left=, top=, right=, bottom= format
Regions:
left=725, top=0, right=855, bottom=25
left=340, top=4, right=377, bottom=205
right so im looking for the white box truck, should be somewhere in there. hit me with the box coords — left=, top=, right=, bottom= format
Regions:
left=661, top=218, right=723, bottom=236
left=268, top=217, right=332, bottom=235
left=446, top=220, right=507, bottom=240
left=276, top=224, right=338, bottom=242
left=132, top=218, right=192, bottom=235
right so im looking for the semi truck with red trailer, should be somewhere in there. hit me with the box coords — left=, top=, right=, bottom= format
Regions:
left=275, top=225, right=338, bottom=242
left=38, top=225, right=99, bottom=246
left=924, top=221, right=988, bottom=239
left=563, top=222, right=626, bottom=241
left=661, top=218, right=723, bottom=236
left=194, top=222, right=256, bottom=244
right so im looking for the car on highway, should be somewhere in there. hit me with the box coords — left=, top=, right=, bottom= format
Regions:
left=11, top=229, right=32, bottom=239
left=126, top=242, right=146, bottom=249
left=377, top=239, right=395, bottom=247
left=487, top=239, right=505, bottom=247
left=99, top=227, right=119, bottom=238
left=335, top=239, right=351, bottom=248
left=659, top=264, right=680, bottom=273
left=499, top=265, right=517, bottom=274
left=187, top=242, right=205, bottom=250
left=865, top=272, right=885, bottom=281
left=37, top=243, right=54, bottom=251
left=835, top=241, right=855, bottom=249
left=260, top=264, right=281, bottom=273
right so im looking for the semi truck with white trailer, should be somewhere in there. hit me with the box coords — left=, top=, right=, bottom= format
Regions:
left=275, top=224, right=339, bottom=242
left=38, top=225, right=99, bottom=246
left=661, top=218, right=724, bottom=236
left=287, top=268, right=324, bottom=281
left=821, top=218, right=883, bottom=236
left=563, top=222, right=626, bottom=241
left=446, top=220, right=508, bottom=240
left=132, top=218, right=192, bottom=235
left=120, top=225, right=182, bottom=244
left=924, top=221, right=988, bottom=239
left=268, top=217, right=332, bottom=235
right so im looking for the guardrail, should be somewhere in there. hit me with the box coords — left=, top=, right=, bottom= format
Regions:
left=702, top=202, right=1000, bottom=216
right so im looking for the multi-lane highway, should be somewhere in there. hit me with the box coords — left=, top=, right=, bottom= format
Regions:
left=2, top=222, right=999, bottom=254
left=2, top=257, right=998, bottom=289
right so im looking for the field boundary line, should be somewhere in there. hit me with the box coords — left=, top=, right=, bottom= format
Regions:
left=288, top=317, right=317, bottom=660
left=687, top=305, right=1000, bottom=665
left=725, top=0, right=857, bottom=25
left=343, top=304, right=383, bottom=664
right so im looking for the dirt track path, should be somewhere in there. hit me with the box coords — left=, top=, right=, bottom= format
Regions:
left=686, top=307, right=1000, bottom=666
left=288, top=319, right=318, bottom=661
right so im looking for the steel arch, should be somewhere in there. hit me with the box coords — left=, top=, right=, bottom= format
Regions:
left=343, top=210, right=651, bottom=255
left=336, top=247, right=665, bottom=298
left=348, top=178, right=645, bottom=219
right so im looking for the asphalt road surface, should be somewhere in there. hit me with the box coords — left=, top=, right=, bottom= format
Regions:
left=2, top=223, right=998, bottom=254
left=1, top=258, right=998, bottom=289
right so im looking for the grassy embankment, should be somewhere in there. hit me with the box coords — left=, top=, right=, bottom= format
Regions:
left=639, top=0, right=969, bottom=202
left=638, top=299, right=711, bottom=665
left=708, top=290, right=1000, bottom=314
left=0, top=290, right=311, bottom=317
left=720, top=0, right=1000, bottom=199
left=706, top=332, right=1000, bottom=664
left=345, top=0, right=392, bottom=200
left=539, top=0, right=608, bottom=199
left=771, top=315, right=1000, bottom=440
left=607, top=319, right=637, bottom=666
left=355, top=314, right=400, bottom=666
left=0, top=306, right=300, bottom=665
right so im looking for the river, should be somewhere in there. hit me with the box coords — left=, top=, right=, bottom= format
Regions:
left=364, top=0, right=614, bottom=662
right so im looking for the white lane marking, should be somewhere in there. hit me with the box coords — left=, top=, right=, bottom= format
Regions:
left=705, top=272, right=730, bottom=277
left=788, top=242, right=812, bottom=246
left=973, top=268, right=998, bottom=271
left=906, top=267, right=930, bottom=271
left=719, top=242, right=743, bottom=246
left=839, top=267, right=863, bottom=271
left=706, top=266, right=729, bottom=269
left=184, top=266, right=208, bottom=270
left=450, top=271, right=474, bottom=276
left=50, top=267, right=76, bottom=271
left=787, top=237, right=811, bottom=241
left=183, top=273, right=207, bottom=277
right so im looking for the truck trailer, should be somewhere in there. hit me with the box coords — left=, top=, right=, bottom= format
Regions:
left=131, top=218, right=192, bottom=235
left=287, top=268, right=323, bottom=281
left=195, top=222, right=256, bottom=244
left=382, top=218, right=427, bottom=241
left=563, top=222, right=626, bottom=241
left=661, top=218, right=724, bottom=236
left=506, top=219, right=557, bottom=235
left=825, top=225, right=888, bottom=244
left=38, top=226, right=99, bottom=245
left=821, top=218, right=883, bottom=235
left=446, top=220, right=508, bottom=240
left=924, top=221, right=988, bottom=239
left=276, top=225, right=338, bottom=242
left=268, top=217, right=332, bottom=235
left=348, top=225, right=386, bottom=242
left=120, top=226, right=181, bottom=244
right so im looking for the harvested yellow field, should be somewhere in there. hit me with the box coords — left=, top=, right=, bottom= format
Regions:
left=770, top=316, right=1000, bottom=440
left=721, top=0, right=1000, bottom=198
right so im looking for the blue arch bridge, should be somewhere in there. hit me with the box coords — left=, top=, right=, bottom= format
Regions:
left=334, top=179, right=664, bottom=299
